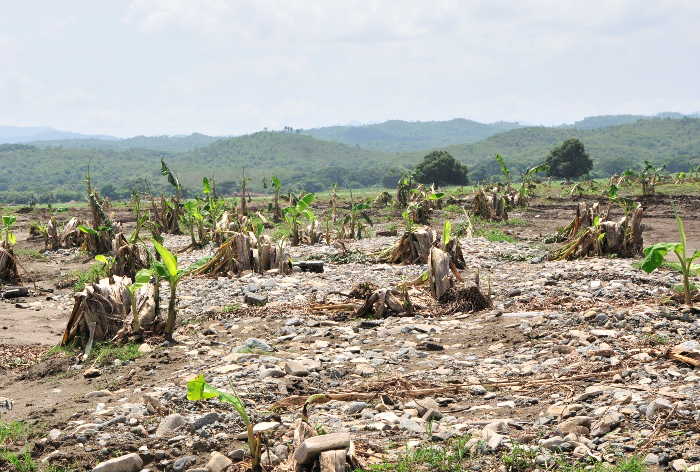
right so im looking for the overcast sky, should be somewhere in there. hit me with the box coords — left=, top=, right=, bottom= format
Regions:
left=1, top=1, right=699, bottom=137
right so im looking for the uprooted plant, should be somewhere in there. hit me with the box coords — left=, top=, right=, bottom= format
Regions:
left=641, top=214, right=700, bottom=306
left=187, top=375, right=263, bottom=472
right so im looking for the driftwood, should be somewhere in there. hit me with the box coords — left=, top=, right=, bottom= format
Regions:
left=667, top=341, right=700, bottom=367
left=62, top=275, right=161, bottom=346
left=472, top=189, right=508, bottom=221
left=0, top=244, right=20, bottom=283
left=549, top=202, right=644, bottom=260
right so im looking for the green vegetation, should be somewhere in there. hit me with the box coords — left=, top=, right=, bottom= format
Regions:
left=449, top=118, right=700, bottom=181
left=413, top=151, right=468, bottom=187
left=475, top=228, right=516, bottom=243
left=70, top=263, right=108, bottom=292
left=302, top=118, right=523, bottom=151
left=89, top=342, right=141, bottom=366
left=2, top=118, right=700, bottom=203
left=187, top=375, right=263, bottom=472
left=641, top=214, right=700, bottom=306
left=13, top=248, right=47, bottom=261
left=545, top=138, right=592, bottom=179
left=354, top=437, right=646, bottom=472
left=1, top=215, right=17, bottom=246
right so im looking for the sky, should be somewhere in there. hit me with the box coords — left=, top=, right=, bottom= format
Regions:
left=1, top=0, right=699, bottom=137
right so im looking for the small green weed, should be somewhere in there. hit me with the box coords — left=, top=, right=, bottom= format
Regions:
left=356, top=435, right=474, bottom=472
left=89, top=342, right=141, bottom=366
left=221, top=304, right=241, bottom=313
left=475, top=229, right=516, bottom=243
left=14, top=249, right=47, bottom=261
left=443, top=204, right=463, bottom=214
left=70, top=263, right=108, bottom=292
left=0, top=421, right=29, bottom=446
left=501, top=443, right=538, bottom=472
left=0, top=451, right=37, bottom=472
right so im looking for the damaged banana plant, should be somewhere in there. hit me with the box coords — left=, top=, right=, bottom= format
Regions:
left=549, top=201, right=644, bottom=260
left=383, top=221, right=465, bottom=269
left=61, top=272, right=161, bottom=347
left=0, top=215, right=20, bottom=283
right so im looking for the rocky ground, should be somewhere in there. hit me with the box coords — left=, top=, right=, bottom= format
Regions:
left=2, top=231, right=700, bottom=472
left=1, top=194, right=700, bottom=472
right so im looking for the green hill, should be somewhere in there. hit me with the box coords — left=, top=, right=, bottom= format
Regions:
left=31, top=132, right=219, bottom=153
left=0, top=133, right=397, bottom=203
left=2, top=119, right=700, bottom=204
left=441, top=117, right=700, bottom=180
left=302, top=118, right=523, bottom=151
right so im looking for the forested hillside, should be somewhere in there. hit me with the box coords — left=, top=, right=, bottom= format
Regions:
left=444, top=118, right=700, bottom=180
left=302, top=118, right=523, bottom=151
left=1, top=118, right=699, bottom=203
left=31, top=133, right=220, bottom=153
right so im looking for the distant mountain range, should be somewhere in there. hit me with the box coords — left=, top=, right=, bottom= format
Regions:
left=300, top=118, right=524, bottom=151
left=3, top=112, right=698, bottom=153
left=0, top=125, right=115, bottom=143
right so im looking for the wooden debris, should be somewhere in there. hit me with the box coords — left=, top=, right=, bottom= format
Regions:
left=438, top=285, right=492, bottom=315
left=383, top=226, right=465, bottom=268
left=667, top=341, right=700, bottom=367
left=111, top=233, right=150, bottom=280
left=197, top=233, right=291, bottom=277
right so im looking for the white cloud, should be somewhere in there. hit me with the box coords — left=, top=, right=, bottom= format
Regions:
left=0, top=1, right=698, bottom=135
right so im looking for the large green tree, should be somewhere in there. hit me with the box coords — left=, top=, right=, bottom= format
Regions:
left=546, top=138, right=593, bottom=179
left=413, top=151, right=468, bottom=186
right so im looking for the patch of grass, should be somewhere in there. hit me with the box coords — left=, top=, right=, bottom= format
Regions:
left=443, top=204, right=463, bottom=214
left=0, top=421, right=29, bottom=446
left=475, top=229, right=516, bottom=243
left=89, top=342, right=141, bottom=366
left=70, top=263, right=108, bottom=292
left=14, top=249, right=47, bottom=261
left=221, top=304, right=241, bottom=313
left=558, top=456, right=646, bottom=472
left=673, top=282, right=698, bottom=294
left=0, top=451, right=37, bottom=472
left=41, top=343, right=78, bottom=360
left=501, top=443, right=538, bottom=472
left=357, top=435, right=475, bottom=472
left=644, top=333, right=669, bottom=346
